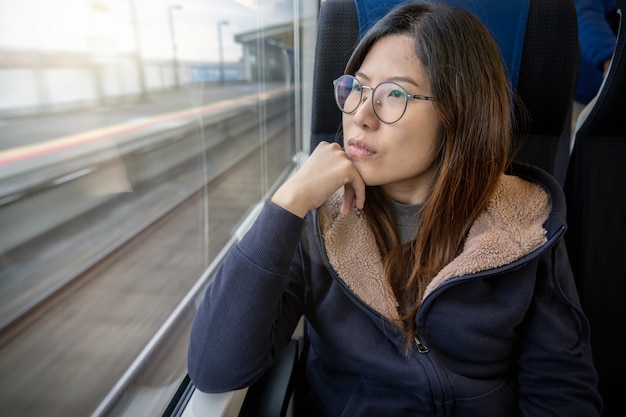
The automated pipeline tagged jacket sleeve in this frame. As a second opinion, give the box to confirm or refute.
[516,239,603,416]
[187,199,308,393]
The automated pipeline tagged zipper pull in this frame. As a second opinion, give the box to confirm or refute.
[414,336,429,353]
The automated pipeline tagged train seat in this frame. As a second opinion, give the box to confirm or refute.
[564,0,626,414]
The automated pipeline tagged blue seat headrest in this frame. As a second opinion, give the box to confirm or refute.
[355,0,530,91]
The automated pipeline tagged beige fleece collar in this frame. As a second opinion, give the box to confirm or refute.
[318,174,551,322]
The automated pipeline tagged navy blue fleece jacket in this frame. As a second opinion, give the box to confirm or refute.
[188,163,602,416]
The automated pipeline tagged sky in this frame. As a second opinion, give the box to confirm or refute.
[0,0,300,62]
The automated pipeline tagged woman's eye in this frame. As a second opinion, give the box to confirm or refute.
[389,89,405,99]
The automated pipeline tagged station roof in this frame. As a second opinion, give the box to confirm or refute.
[234,22,294,49]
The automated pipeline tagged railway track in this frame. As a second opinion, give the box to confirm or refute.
[0,121,296,417]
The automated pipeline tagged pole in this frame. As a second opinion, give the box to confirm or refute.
[217,20,229,84]
[168,5,182,88]
[128,0,147,99]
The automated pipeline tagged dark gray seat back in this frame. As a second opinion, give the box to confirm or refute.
[565,1,626,413]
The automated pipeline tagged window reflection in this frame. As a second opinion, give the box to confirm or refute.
[0,0,316,415]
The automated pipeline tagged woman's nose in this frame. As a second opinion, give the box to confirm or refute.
[352,93,379,128]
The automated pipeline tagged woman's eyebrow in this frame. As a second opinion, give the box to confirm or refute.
[388,76,420,87]
[354,71,370,81]
[355,71,420,87]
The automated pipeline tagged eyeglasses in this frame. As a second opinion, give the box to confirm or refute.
[333,74,437,124]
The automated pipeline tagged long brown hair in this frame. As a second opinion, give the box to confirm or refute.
[344,2,512,347]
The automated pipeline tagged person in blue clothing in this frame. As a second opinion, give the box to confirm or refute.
[574,0,617,105]
[188,2,602,416]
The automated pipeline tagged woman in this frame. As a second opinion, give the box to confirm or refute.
[188,2,602,415]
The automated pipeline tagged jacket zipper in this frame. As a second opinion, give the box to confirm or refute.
[414,336,429,353]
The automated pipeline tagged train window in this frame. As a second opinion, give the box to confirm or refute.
[0,0,318,416]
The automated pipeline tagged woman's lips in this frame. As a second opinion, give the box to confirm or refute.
[346,140,375,158]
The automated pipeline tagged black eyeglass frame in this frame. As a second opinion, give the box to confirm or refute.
[333,74,438,124]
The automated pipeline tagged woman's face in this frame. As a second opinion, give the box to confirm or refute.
[343,35,442,205]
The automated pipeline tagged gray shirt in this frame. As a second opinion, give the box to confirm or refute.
[389,199,421,244]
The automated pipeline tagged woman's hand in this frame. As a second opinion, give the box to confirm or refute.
[271,141,366,217]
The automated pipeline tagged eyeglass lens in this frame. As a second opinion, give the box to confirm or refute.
[333,75,409,124]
